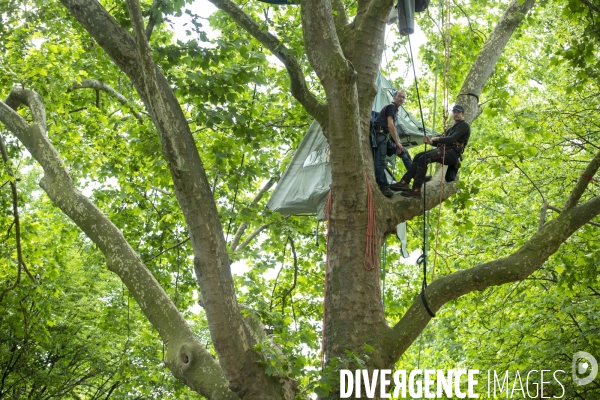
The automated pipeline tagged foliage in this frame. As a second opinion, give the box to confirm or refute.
[0,0,599,398]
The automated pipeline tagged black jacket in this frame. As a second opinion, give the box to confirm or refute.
[437,120,470,151]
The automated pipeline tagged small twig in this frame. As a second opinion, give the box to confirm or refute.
[150,186,172,196]
[68,107,88,114]
[539,201,548,230]
[269,237,289,312]
[451,0,487,42]
[505,156,545,203]
[279,236,299,313]
[230,176,278,251]
[69,79,143,123]
[144,237,190,262]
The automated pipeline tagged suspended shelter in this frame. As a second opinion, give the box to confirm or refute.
[267,73,435,219]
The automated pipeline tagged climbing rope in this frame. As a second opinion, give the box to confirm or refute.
[442,0,452,132]
[430,0,452,283]
[405,26,435,318]
[364,173,378,271]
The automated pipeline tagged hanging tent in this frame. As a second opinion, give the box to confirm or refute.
[267,73,435,218]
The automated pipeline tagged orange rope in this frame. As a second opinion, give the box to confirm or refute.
[364,173,378,271]
[320,189,333,369]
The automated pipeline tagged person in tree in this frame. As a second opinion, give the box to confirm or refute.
[390,104,470,197]
[373,90,413,197]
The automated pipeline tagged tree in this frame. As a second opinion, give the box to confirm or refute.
[0,0,599,399]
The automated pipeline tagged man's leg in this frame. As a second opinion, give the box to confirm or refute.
[398,148,412,170]
[402,148,442,197]
[374,136,392,197]
[398,151,424,183]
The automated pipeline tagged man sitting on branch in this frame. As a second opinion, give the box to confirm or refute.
[390,104,471,197]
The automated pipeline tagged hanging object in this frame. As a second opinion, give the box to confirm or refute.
[397,0,431,36]
[397,0,415,35]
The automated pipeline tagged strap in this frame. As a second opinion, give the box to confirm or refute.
[582,173,599,183]
[417,253,436,318]
[459,92,480,103]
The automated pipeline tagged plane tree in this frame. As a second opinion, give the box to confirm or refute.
[0,0,599,398]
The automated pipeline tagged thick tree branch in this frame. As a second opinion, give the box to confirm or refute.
[61,1,291,397]
[547,204,600,228]
[237,224,270,252]
[579,0,600,13]
[331,0,349,32]
[68,79,144,123]
[563,148,600,211]
[301,0,357,91]
[208,0,328,127]
[0,86,236,400]
[459,0,537,121]
[378,165,458,234]
[356,0,393,33]
[384,167,600,364]
[145,0,162,40]
[230,177,277,251]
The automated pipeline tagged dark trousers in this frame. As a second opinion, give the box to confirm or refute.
[401,146,459,189]
[374,134,389,190]
[375,135,413,190]
[398,148,412,170]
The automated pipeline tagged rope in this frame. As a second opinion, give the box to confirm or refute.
[582,173,599,183]
[406,26,435,319]
[364,173,378,271]
[320,189,333,370]
[442,0,451,132]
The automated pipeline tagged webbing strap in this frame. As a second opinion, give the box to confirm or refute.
[417,254,436,318]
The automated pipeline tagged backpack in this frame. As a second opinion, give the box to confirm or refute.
[369,110,379,148]
[415,0,430,13]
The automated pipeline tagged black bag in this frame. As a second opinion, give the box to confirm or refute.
[415,0,430,13]
[369,120,378,149]
[386,139,397,156]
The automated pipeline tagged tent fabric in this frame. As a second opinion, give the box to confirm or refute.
[266,121,331,215]
[266,73,435,216]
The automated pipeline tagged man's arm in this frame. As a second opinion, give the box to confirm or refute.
[435,122,470,144]
[387,115,404,151]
